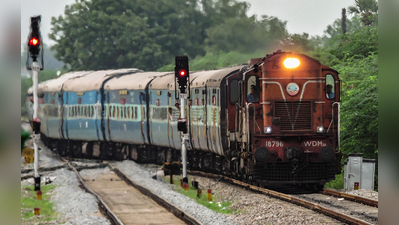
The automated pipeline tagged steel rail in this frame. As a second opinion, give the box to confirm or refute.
[62,157,203,225]
[188,171,373,225]
[109,163,204,225]
[322,188,378,208]
[61,158,124,225]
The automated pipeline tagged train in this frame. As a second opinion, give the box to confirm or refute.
[27,50,342,189]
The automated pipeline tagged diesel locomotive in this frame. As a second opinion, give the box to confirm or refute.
[27,50,342,189]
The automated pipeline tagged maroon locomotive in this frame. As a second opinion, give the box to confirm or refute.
[188,50,342,190]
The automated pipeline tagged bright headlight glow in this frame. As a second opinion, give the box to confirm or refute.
[283,58,300,69]
[317,126,324,133]
[265,126,272,134]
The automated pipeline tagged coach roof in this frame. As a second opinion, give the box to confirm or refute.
[63,68,139,92]
[104,71,171,90]
[41,71,93,93]
[206,65,246,87]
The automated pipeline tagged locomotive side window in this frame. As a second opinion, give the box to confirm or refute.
[325,74,335,99]
[246,75,259,103]
[229,79,239,105]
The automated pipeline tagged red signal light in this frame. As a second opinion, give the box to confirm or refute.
[29,38,39,46]
[179,70,186,77]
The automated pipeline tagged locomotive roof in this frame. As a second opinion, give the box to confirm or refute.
[41,71,94,93]
[63,68,139,92]
[206,65,246,87]
[104,71,171,90]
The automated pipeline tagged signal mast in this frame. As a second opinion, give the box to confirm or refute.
[175,56,190,185]
[26,15,44,191]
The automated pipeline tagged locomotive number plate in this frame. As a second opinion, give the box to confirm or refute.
[265,141,284,147]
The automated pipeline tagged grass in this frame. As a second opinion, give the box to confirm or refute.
[165,176,234,214]
[21,184,58,222]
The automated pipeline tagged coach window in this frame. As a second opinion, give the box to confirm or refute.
[325,74,335,99]
[246,75,259,103]
[229,79,239,105]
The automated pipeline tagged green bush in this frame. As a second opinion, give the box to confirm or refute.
[324,170,344,189]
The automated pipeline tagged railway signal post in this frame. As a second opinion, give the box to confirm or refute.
[26,15,44,192]
[175,56,190,185]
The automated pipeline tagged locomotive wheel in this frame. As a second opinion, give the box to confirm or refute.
[129,146,140,162]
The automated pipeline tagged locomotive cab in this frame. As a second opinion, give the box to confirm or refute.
[245,51,342,187]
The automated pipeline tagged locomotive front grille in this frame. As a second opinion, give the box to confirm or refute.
[275,101,311,131]
[253,162,336,183]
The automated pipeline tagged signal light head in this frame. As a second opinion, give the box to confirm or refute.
[29,38,39,46]
[179,70,186,77]
[284,58,300,69]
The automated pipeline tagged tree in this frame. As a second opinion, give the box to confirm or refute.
[348,0,378,26]
[205,15,288,54]
[49,0,253,71]
[281,33,314,53]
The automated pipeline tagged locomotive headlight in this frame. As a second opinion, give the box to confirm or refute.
[264,126,272,134]
[317,126,324,133]
[284,58,300,69]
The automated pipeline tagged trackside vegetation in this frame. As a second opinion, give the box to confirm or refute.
[166,177,235,214]
[21,185,58,223]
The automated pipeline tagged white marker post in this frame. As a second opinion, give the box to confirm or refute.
[32,62,41,190]
[175,55,190,185]
[179,94,188,181]
[27,15,43,192]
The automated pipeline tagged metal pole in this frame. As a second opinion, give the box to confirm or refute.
[180,96,188,181]
[32,61,41,190]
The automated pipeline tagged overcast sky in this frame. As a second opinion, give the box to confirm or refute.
[21,0,354,49]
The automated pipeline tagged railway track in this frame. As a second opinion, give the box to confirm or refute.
[62,158,203,225]
[321,188,378,208]
[188,170,378,225]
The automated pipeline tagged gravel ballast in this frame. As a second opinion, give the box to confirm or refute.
[113,160,237,225]
[185,175,344,225]
[345,189,378,201]
[49,168,110,225]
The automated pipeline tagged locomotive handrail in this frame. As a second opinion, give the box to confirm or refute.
[245,103,262,152]
[246,103,262,134]
[328,102,340,153]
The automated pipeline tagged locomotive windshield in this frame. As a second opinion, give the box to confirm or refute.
[246,75,259,103]
[325,74,335,99]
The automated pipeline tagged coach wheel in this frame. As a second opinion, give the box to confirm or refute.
[156,149,166,165]
[72,142,82,158]
[49,139,58,151]
[57,141,65,156]
[166,149,173,163]
[129,146,140,162]
[116,144,128,161]
[85,142,93,158]
[101,142,115,160]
